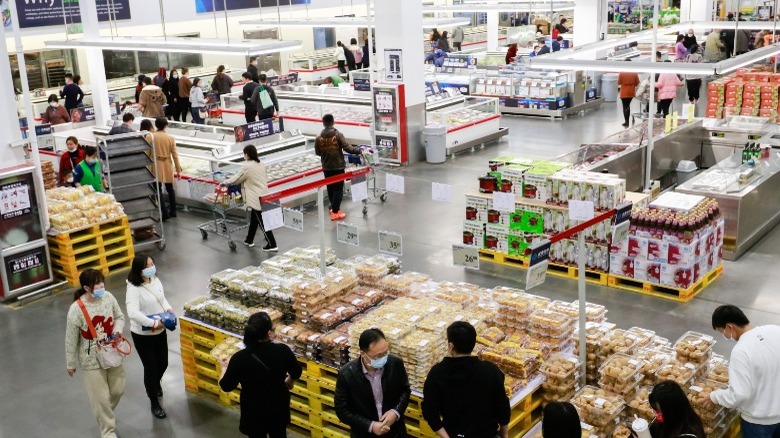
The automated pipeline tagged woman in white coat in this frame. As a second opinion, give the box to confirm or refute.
[126,255,173,419]
[222,144,277,251]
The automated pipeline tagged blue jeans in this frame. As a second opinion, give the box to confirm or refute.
[190,107,204,124]
[742,419,780,438]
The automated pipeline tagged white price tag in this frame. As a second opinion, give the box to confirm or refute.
[260,202,284,231]
[492,191,515,213]
[283,208,304,232]
[432,182,453,203]
[525,260,549,289]
[568,200,595,221]
[337,222,360,247]
[612,220,630,246]
[385,174,405,194]
[452,244,480,270]
[378,230,403,256]
[351,175,368,202]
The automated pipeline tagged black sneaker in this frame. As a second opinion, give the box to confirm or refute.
[263,245,278,252]
[151,404,167,419]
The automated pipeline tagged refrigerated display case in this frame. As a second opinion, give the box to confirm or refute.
[426,96,506,155]
[288,49,341,82]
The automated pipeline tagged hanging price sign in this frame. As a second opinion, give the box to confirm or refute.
[525,240,551,290]
[337,222,360,247]
[452,244,480,270]
[260,201,284,231]
[378,230,403,256]
[283,208,304,232]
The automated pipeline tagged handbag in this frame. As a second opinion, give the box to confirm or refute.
[199,108,208,119]
[77,299,132,369]
[258,86,274,110]
[142,283,177,331]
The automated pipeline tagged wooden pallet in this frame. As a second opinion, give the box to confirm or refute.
[479,249,609,286]
[607,264,723,303]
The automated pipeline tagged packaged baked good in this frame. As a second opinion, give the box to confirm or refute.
[612,425,632,438]
[632,346,675,385]
[540,353,581,396]
[627,327,655,348]
[528,309,575,339]
[626,386,654,420]
[521,338,553,360]
[210,337,244,362]
[688,379,727,422]
[656,361,697,387]
[478,326,506,345]
[599,329,642,356]
[674,331,715,364]
[570,386,625,428]
[599,353,644,394]
[705,354,729,384]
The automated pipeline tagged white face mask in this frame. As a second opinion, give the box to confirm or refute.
[66,176,74,183]
[173,74,179,79]
[688,33,694,37]
[50,102,58,108]
[722,325,737,343]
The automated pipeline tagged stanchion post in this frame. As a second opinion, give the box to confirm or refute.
[318,187,326,276]
[577,231,587,386]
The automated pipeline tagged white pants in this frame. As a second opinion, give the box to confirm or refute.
[83,366,126,438]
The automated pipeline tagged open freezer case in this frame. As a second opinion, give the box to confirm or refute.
[426,96,503,155]
[288,49,341,82]
[0,165,53,300]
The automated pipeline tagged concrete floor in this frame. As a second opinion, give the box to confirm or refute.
[2,95,778,438]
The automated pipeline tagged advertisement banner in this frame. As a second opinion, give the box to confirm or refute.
[70,106,95,123]
[384,49,403,82]
[0,170,43,245]
[267,72,299,87]
[375,134,399,162]
[196,0,308,13]
[373,87,398,128]
[353,78,371,92]
[234,117,284,143]
[9,0,131,29]
[3,243,51,294]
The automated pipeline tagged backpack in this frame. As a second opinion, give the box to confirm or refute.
[258,86,274,110]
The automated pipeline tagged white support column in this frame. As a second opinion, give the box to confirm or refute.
[0,25,26,166]
[487,12,499,51]
[79,0,111,126]
[374,0,425,107]
[574,1,607,46]
[681,0,714,22]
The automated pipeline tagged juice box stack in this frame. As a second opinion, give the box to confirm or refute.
[463,156,626,273]
[609,192,724,289]
[706,69,780,121]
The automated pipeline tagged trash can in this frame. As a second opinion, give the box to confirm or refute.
[601,73,619,102]
[423,123,448,164]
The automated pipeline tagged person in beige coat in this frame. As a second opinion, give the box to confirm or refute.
[138,77,166,119]
[151,117,182,219]
[221,145,277,251]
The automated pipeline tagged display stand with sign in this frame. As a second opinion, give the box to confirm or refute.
[0,165,54,300]
[372,83,408,165]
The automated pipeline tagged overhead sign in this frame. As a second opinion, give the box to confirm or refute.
[384,49,403,82]
[195,0,309,13]
[11,0,131,29]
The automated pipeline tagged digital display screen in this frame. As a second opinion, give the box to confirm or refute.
[0,170,43,247]
[3,244,51,294]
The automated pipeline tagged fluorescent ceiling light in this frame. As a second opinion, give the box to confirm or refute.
[546,23,687,59]
[716,43,780,74]
[422,3,575,13]
[44,36,302,55]
[688,20,780,31]
[241,16,470,28]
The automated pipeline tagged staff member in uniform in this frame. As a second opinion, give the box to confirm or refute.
[59,136,86,186]
[220,312,303,438]
[710,305,780,438]
[335,328,411,438]
[422,321,511,438]
[74,146,105,192]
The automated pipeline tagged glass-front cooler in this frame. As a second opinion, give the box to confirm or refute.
[426,96,501,154]
[288,49,341,82]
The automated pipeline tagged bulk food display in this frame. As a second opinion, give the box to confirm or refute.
[706,69,780,120]
[181,246,739,438]
[46,186,126,232]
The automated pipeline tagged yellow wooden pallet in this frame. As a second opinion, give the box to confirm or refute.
[479,249,531,268]
[608,264,723,303]
[479,249,609,286]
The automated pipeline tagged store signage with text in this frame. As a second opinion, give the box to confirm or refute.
[234,117,284,143]
[10,0,130,29]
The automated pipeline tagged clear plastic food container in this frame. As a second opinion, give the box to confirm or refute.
[655,361,697,387]
[528,309,575,338]
[705,354,729,384]
[571,386,625,428]
[674,331,715,364]
[599,329,643,356]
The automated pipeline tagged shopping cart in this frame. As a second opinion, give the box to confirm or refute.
[189,173,248,251]
[204,92,222,124]
[344,145,389,215]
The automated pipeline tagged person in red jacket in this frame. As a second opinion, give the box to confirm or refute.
[59,136,86,186]
[505,44,518,64]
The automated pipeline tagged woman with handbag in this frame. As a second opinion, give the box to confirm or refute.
[65,268,128,438]
[126,255,174,419]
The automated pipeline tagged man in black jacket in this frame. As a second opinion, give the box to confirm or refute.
[422,321,511,438]
[107,113,136,136]
[240,72,259,123]
[247,56,260,83]
[250,74,279,121]
[335,328,411,438]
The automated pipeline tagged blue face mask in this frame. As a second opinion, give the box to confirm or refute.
[91,288,106,298]
[369,354,388,369]
[142,266,156,278]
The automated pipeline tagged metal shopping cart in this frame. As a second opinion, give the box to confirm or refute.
[188,173,248,251]
[203,92,222,124]
[344,145,389,215]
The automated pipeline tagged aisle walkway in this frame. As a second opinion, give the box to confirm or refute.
[2,99,777,437]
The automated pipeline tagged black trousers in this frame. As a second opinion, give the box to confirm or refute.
[247,423,287,438]
[658,99,673,116]
[258,108,274,121]
[323,169,345,213]
[131,331,168,402]
[247,208,276,247]
[338,60,347,73]
[454,42,462,51]
[620,97,633,124]
[165,101,180,121]
[158,183,176,217]
[686,78,702,102]
[179,100,191,123]
[245,107,258,123]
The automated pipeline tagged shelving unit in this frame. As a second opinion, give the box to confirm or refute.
[98,132,166,251]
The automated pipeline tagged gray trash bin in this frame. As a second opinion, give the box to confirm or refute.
[423,123,447,164]
[601,73,619,102]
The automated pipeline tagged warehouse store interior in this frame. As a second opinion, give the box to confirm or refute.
[1,0,780,438]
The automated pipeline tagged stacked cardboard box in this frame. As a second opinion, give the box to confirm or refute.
[706,69,780,121]
[610,193,723,289]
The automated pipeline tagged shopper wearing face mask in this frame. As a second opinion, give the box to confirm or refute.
[164,69,181,122]
[647,381,705,438]
[710,305,780,438]
[65,268,126,438]
[42,94,71,125]
[59,136,85,186]
[220,144,277,251]
[74,146,106,192]
[683,29,697,50]
[422,321,510,438]
[335,328,411,438]
[125,255,173,420]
